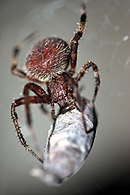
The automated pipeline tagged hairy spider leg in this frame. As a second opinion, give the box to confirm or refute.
[11,32,41,82]
[69,3,87,75]
[75,61,100,102]
[11,32,34,78]
[11,96,44,163]
[23,83,50,155]
[11,83,51,162]
[23,83,50,125]
[73,61,100,134]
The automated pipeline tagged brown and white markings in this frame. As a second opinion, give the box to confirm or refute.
[11,3,100,186]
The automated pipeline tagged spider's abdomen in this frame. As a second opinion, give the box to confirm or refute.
[26,37,70,81]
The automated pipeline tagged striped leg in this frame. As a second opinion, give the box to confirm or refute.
[11,32,36,79]
[75,61,100,102]
[11,96,43,163]
[69,3,87,75]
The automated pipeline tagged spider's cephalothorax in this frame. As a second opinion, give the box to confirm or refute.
[26,37,70,82]
[11,3,101,185]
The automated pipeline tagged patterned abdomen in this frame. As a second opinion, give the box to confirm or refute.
[26,37,70,81]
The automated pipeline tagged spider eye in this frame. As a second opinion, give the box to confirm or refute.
[26,37,70,81]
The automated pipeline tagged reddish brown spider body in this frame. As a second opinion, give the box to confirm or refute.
[26,37,74,108]
[48,73,75,108]
[11,3,101,185]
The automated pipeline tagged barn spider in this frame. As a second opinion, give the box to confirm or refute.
[11,4,100,165]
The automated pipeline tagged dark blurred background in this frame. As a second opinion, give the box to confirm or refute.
[0,0,130,194]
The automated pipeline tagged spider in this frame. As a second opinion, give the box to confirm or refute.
[11,3,100,185]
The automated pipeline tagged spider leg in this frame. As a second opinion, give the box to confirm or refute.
[11,32,36,80]
[75,61,100,102]
[69,3,87,75]
[11,96,44,163]
[23,83,50,154]
[23,83,50,124]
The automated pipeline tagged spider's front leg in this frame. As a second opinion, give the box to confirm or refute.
[23,83,51,155]
[69,3,87,75]
[75,61,100,102]
[11,83,50,163]
[11,96,44,163]
[23,83,50,125]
